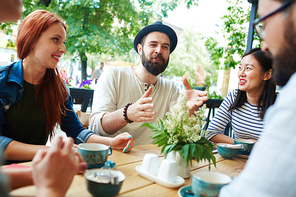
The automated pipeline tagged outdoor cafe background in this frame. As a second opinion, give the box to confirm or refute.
[0,0,274,144]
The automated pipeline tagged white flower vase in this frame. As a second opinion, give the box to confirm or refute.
[166,151,191,178]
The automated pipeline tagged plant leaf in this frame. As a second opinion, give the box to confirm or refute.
[194,146,200,162]
[182,144,191,166]
[163,144,175,155]
[141,123,160,132]
[211,153,217,168]
[157,118,164,131]
[150,131,164,139]
[158,136,169,147]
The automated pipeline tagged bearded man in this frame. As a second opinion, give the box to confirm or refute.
[220,0,296,196]
[89,21,208,146]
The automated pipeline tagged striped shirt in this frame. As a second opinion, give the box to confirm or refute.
[206,89,263,140]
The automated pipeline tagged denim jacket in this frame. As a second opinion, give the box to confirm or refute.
[0,59,94,151]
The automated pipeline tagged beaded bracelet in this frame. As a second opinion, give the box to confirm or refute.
[123,103,134,123]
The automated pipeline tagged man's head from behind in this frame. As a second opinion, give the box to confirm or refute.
[0,0,22,22]
[133,21,178,76]
[259,0,296,86]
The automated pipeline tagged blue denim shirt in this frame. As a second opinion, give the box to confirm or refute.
[0,60,94,151]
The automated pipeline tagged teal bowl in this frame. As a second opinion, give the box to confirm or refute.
[192,171,232,197]
[217,143,239,159]
[84,169,125,197]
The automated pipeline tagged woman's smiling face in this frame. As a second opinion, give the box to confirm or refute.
[238,54,268,93]
[28,22,67,70]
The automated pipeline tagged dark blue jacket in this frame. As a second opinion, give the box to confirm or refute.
[0,59,94,151]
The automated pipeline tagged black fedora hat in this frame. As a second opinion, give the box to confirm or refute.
[133,21,178,54]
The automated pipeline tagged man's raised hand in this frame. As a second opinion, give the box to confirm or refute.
[126,87,156,122]
[183,78,208,116]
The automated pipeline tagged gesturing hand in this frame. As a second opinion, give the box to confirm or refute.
[126,87,156,122]
[32,137,82,197]
[183,78,209,116]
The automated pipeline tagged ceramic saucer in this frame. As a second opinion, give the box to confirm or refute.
[102,160,116,169]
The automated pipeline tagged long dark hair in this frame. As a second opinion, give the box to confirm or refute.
[228,48,276,119]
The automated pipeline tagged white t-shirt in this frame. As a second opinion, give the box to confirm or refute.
[89,66,179,146]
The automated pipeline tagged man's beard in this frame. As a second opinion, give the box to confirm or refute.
[141,50,169,76]
[272,17,296,86]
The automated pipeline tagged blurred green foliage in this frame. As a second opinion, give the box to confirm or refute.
[205,0,251,70]
[163,29,217,89]
[207,90,224,100]
[0,0,201,80]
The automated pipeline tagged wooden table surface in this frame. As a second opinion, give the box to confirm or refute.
[10,144,247,197]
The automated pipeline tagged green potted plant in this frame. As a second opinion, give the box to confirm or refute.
[142,94,216,177]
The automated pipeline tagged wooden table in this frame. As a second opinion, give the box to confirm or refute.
[10,144,247,197]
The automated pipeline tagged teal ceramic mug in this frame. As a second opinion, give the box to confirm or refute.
[234,139,255,155]
[78,143,112,169]
[192,171,232,197]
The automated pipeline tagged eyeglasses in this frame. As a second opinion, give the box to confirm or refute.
[253,0,296,40]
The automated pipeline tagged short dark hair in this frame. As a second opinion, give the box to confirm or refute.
[228,48,277,119]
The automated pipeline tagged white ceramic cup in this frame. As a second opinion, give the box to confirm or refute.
[157,159,177,183]
[141,153,159,176]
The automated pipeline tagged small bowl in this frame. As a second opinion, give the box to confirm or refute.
[217,143,239,159]
[85,169,125,197]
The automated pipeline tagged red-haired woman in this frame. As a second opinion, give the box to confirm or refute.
[0,10,133,164]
